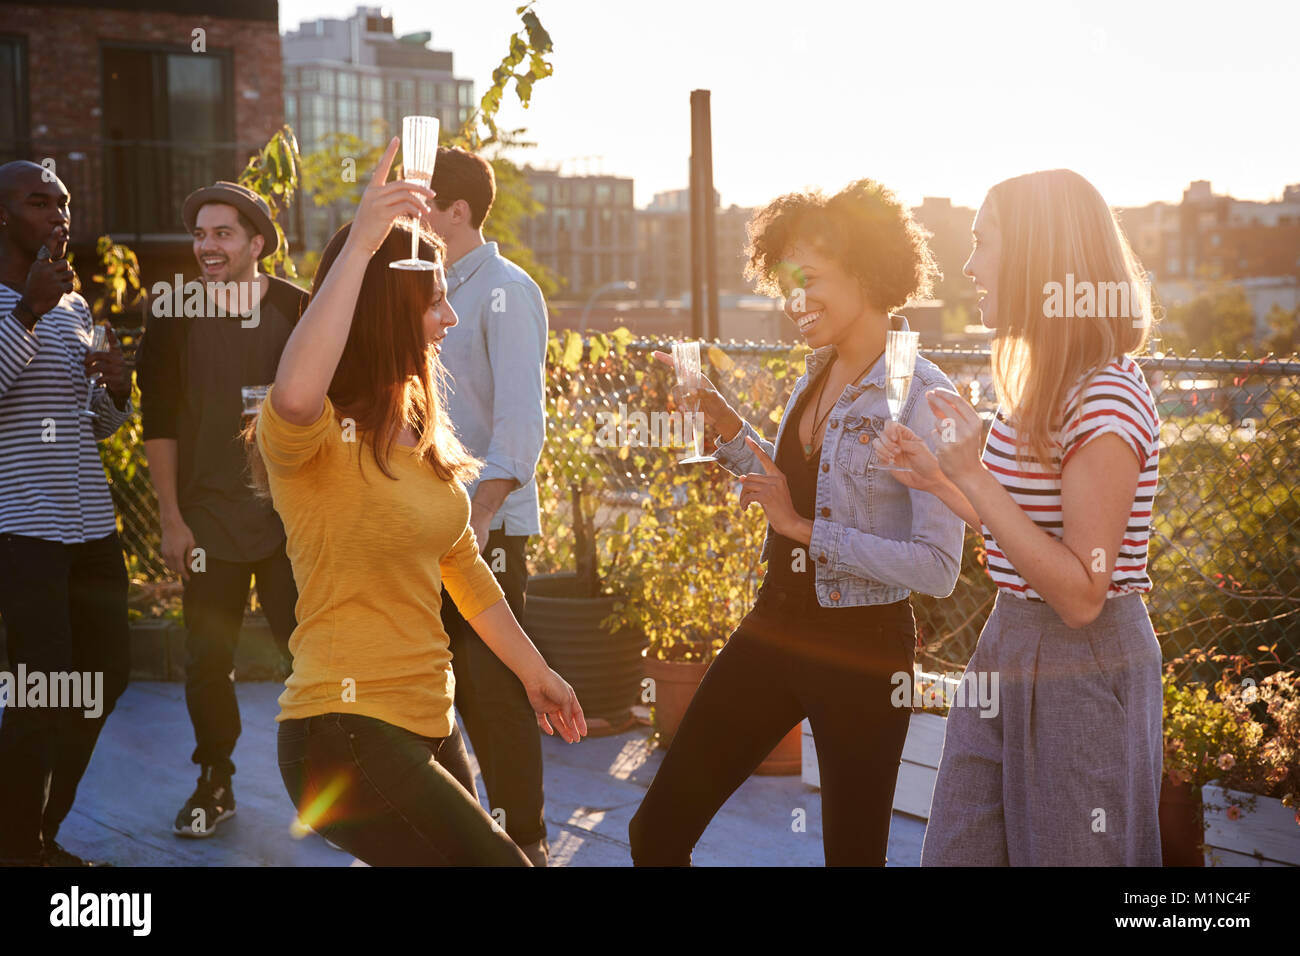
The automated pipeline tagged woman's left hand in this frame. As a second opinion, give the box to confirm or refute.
[739,436,809,542]
[523,667,587,744]
[925,388,986,485]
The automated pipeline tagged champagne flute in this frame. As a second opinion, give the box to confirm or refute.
[869,329,920,472]
[389,115,440,271]
[672,340,717,464]
[80,324,109,419]
[241,385,270,428]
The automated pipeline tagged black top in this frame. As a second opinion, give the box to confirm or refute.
[136,275,307,563]
[764,362,831,596]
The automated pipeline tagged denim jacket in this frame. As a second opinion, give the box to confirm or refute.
[713,316,965,607]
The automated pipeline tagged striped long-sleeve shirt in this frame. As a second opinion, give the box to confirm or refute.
[0,283,133,543]
[980,355,1160,600]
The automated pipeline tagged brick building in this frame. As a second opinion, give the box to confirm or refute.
[0,0,288,288]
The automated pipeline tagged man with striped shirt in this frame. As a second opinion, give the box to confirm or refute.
[0,161,134,867]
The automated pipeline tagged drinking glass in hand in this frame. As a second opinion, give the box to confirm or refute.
[671,340,717,464]
[868,329,920,472]
[389,115,441,271]
[241,385,270,428]
[80,324,109,420]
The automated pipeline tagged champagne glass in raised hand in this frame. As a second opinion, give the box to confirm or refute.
[389,115,440,271]
[80,324,109,419]
[671,340,717,464]
[869,329,920,472]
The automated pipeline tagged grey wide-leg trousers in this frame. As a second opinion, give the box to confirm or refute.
[921,591,1163,866]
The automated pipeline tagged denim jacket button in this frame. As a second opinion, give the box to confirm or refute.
[829,590,841,601]
[858,433,870,444]
[819,507,830,517]
[830,420,839,428]
[821,463,829,473]
[817,554,827,564]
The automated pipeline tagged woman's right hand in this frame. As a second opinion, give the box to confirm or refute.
[874,419,945,492]
[348,136,436,256]
[650,349,737,434]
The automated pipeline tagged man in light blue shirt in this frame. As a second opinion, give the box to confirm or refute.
[424,147,550,866]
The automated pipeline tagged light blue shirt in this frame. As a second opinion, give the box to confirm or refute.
[441,241,548,536]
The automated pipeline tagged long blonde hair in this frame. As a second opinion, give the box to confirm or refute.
[986,169,1156,465]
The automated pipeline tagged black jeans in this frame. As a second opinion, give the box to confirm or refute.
[439,529,545,847]
[0,532,131,861]
[628,582,916,866]
[278,712,529,866]
[182,541,297,780]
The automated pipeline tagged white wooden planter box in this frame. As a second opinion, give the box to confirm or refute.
[1202,784,1300,867]
[803,724,1300,867]
[802,711,948,819]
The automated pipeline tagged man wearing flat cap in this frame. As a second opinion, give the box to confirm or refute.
[136,181,307,839]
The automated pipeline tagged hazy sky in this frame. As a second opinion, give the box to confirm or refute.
[278,0,1298,212]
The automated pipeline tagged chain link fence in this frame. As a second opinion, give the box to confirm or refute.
[105,336,1300,668]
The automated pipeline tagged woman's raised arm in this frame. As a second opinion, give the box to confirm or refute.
[271,137,434,425]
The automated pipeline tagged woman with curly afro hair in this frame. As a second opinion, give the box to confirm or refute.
[630,179,966,866]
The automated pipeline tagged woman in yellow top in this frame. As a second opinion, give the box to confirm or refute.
[253,137,586,866]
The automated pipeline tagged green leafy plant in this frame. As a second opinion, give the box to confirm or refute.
[1164,644,1300,826]
[610,466,767,662]
[237,124,302,278]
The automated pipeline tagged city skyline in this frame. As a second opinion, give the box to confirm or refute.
[277,0,1300,212]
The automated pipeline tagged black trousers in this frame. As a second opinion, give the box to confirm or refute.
[278,712,528,866]
[0,532,131,861]
[439,529,545,847]
[628,583,917,866]
[182,541,297,779]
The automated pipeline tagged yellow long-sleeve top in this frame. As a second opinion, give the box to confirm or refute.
[256,386,504,738]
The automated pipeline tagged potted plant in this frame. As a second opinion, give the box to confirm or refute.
[613,459,803,773]
[523,328,650,734]
[1162,645,1300,866]
[1184,645,1300,866]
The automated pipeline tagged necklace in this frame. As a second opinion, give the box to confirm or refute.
[800,352,880,458]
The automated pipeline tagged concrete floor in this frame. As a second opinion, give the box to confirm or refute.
[21,681,927,866]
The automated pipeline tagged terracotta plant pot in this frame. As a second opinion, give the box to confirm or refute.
[1159,776,1205,867]
[643,656,801,776]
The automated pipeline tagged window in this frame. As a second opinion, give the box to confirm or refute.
[458,84,474,105]
[338,71,358,98]
[318,69,335,94]
[532,183,549,203]
[554,183,569,204]
[615,182,632,205]
[339,99,359,136]
[596,183,611,204]
[299,68,320,90]
[0,35,29,161]
[362,100,385,142]
[574,183,591,204]
[102,44,234,238]
[363,75,382,100]
[388,78,414,101]
[437,82,453,104]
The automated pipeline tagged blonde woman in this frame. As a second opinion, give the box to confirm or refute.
[875,169,1163,866]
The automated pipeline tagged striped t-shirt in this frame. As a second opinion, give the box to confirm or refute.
[980,355,1160,600]
[0,284,134,543]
